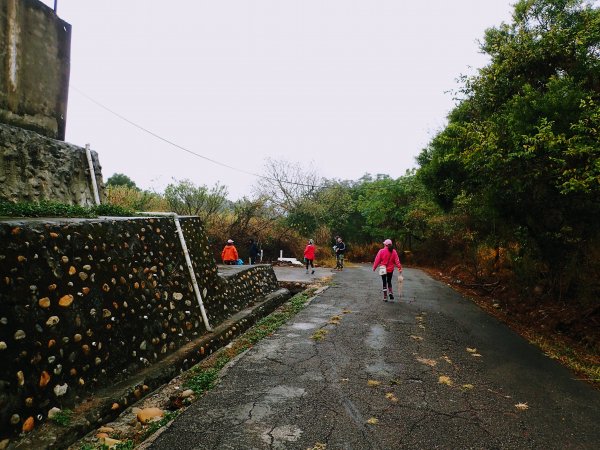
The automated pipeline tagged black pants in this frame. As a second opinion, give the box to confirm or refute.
[381,272,393,290]
[305,258,314,270]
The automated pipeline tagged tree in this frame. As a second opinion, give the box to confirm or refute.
[417,0,600,296]
[106,173,138,189]
[163,179,228,228]
[356,173,439,250]
[253,158,322,214]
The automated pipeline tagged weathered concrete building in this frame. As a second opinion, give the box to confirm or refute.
[0,0,105,206]
[0,0,71,140]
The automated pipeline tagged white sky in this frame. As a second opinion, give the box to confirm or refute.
[41,0,515,200]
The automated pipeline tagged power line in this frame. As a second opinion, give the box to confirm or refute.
[71,86,325,190]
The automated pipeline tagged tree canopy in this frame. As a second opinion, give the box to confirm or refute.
[418,0,600,277]
[106,173,138,189]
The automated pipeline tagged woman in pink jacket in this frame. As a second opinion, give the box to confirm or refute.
[372,239,402,301]
[304,239,316,274]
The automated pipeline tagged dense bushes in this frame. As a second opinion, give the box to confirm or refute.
[0,199,134,218]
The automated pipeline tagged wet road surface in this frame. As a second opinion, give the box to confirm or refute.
[149,266,600,449]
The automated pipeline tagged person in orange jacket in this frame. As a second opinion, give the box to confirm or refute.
[221,239,239,265]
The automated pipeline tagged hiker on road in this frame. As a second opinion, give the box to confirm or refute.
[373,239,402,301]
[334,237,346,270]
[221,239,239,265]
[304,239,316,274]
[248,239,260,264]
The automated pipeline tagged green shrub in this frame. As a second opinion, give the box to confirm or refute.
[50,409,73,426]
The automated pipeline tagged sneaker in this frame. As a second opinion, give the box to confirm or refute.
[311,269,315,274]
[389,292,394,300]
[383,289,388,301]
[305,270,309,274]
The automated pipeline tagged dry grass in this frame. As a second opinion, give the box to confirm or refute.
[106,186,168,212]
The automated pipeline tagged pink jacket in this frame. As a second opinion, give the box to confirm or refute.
[373,248,402,273]
[304,244,315,260]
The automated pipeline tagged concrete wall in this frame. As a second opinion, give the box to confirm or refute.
[0,123,105,206]
[0,0,71,140]
[0,216,280,438]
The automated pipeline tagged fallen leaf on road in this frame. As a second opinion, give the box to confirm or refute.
[472,353,482,357]
[515,402,529,410]
[340,378,349,382]
[385,393,399,402]
[466,348,477,353]
[328,316,341,325]
[416,357,437,367]
[366,417,379,425]
[461,384,475,390]
[418,324,426,329]
[367,380,381,387]
[441,355,453,364]
[438,375,453,386]
[307,443,327,450]
[410,335,423,341]
[390,379,402,385]
[311,330,328,341]
[416,316,425,322]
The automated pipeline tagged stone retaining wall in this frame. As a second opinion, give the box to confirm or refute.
[0,216,279,438]
[0,124,105,206]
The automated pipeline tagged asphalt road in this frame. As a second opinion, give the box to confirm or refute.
[149,266,600,449]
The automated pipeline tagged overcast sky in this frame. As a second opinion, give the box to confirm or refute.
[41,0,515,200]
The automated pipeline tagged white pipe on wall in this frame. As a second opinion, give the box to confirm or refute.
[85,144,101,206]
[140,212,212,331]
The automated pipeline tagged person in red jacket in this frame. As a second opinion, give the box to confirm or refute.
[304,239,316,274]
[372,239,402,301]
[221,239,239,265]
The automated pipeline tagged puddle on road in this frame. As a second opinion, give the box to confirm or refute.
[365,324,386,350]
[291,322,319,330]
[365,360,396,377]
[261,424,303,447]
[236,385,306,423]
[299,371,324,382]
[265,385,306,402]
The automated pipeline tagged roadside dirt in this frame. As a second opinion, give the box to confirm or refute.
[420,266,600,389]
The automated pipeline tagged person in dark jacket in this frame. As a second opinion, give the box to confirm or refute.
[334,237,346,271]
[248,239,260,264]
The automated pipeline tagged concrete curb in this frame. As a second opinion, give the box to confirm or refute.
[12,288,291,450]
